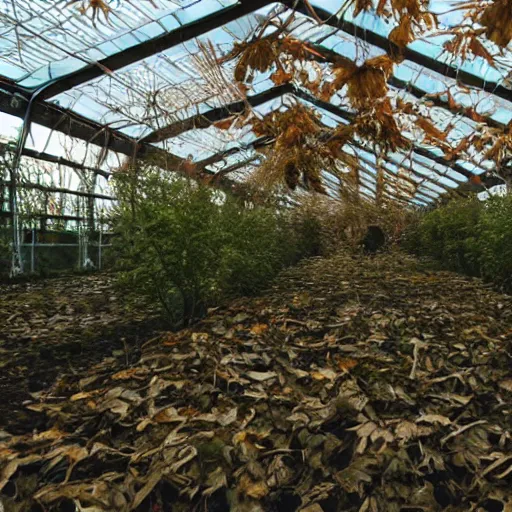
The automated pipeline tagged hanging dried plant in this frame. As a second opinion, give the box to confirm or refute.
[248,103,333,193]
[230,39,278,82]
[389,15,416,47]
[223,36,326,84]
[353,0,436,46]
[353,0,374,17]
[474,122,512,168]
[480,0,512,47]
[249,145,330,194]
[414,116,450,144]
[443,30,496,66]
[321,55,396,108]
[351,99,411,152]
[251,104,322,145]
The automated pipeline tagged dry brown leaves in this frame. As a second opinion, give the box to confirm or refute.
[249,104,329,193]
[249,145,330,194]
[479,0,512,48]
[2,252,511,511]
[443,30,496,67]
[221,12,507,195]
[321,55,396,108]
[349,99,411,153]
[252,104,322,144]
[355,0,436,46]
[225,36,325,84]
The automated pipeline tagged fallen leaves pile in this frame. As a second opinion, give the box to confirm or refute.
[0,274,160,433]
[1,252,511,512]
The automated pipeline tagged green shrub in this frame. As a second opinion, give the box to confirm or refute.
[477,195,512,290]
[404,194,512,291]
[111,166,308,326]
[404,196,483,276]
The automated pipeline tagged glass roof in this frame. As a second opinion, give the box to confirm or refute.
[0,0,237,88]
[313,0,512,83]
[46,6,283,138]
[1,0,511,210]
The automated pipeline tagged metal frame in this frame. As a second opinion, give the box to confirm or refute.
[11,0,509,106]
[0,0,504,194]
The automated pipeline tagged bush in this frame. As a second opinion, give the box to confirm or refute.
[111,166,309,326]
[477,195,512,290]
[404,196,483,276]
[404,194,512,291]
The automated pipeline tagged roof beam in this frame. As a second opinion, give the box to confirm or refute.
[0,181,114,201]
[142,85,291,144]
[143,37,504,146]
[0,87,146,160]
[38,0,272,101]
[389,76,504,130]
[196,136,274,169]
[0,87,248,195]
[298,37,505,131]
[293,87,503,187]
[0,144,111,180]
[33,0,511,114]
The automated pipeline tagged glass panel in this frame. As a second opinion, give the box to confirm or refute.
[310,0,512,84]
[0,112,23,141]
[0,0,237,87]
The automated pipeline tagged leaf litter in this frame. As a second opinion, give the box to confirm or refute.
[1,252,511,511]
[0,274,161,436]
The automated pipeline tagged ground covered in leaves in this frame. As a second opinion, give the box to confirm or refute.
[1,253,511,512]
[0,274,161,435]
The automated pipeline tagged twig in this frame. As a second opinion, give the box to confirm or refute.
[440,420,488,446]
[259,448,301,459]
[409,338,427,380]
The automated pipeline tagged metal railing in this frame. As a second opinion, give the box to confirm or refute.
[17,228,113,273]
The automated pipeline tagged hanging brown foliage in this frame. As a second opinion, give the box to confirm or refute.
[351,99,411,152]
[389,15,416,47]
[414,116,450,144]
[224,36,327,84]
[443,30,496,66]
[352,0,374,17]
[251,103,322,145]
[230,38,277,82]
[247,104,333,193]
[479,0,512,47]
[353,0,436,46]
[474,122,512,168]
[321,55,396,108]
[249,144,331,194]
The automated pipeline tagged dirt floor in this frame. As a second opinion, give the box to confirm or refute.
[0,253,511,511]
[0,274,163,435]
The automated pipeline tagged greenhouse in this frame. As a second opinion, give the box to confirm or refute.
[0,0,511,511]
